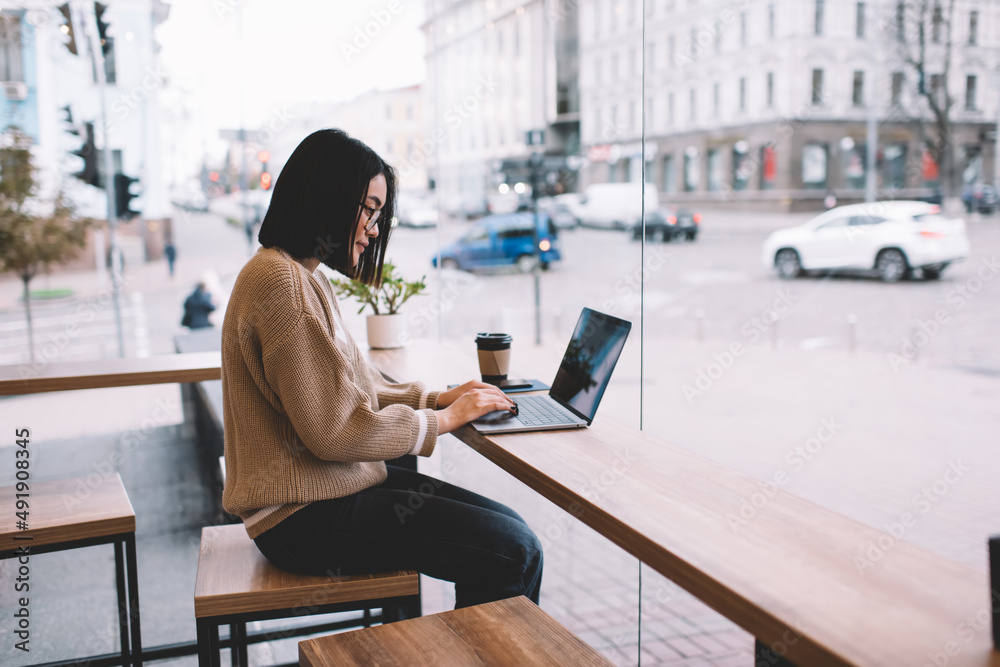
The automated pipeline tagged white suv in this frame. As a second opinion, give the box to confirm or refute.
[762,201,969,282]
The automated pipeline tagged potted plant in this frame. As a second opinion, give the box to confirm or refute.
[330,261,427,349]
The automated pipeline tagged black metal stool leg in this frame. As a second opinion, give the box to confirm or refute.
[113,540,131,667]
[230,622,248,667]
[125,533,142,667]
[755,638,799,666]
[197,619,221,667]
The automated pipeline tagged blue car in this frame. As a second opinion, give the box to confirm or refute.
[432,213,562,272]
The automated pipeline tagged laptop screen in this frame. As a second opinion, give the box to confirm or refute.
[549,308,632,423]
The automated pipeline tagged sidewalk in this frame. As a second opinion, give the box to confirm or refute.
[2,335,996,665]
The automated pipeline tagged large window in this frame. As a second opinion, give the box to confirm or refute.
[891,71,904,106]
[0,15,23,82]
[811,68,824,105]
[856,2,866,38]
[965,74,977,110]
[815,0,825,35]
[852,71,865,107]
[969,10,979,45]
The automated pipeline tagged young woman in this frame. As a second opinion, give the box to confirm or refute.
[220,129,542,608]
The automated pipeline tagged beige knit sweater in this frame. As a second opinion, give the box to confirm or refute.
[220,247,439,538]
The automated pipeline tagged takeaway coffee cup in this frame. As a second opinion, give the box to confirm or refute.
[475,333,512,384]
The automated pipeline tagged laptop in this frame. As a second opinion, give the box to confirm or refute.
[473,308,632,434]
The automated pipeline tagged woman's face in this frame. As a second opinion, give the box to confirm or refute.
[353,173,387,267]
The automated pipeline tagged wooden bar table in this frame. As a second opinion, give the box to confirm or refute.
[368,339,1000,667]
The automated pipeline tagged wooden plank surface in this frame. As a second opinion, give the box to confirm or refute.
[368,339,1000,667]
[298,595,613,667]
[0,351,222,396]
[0,473,135,550]
[194,525,419,618]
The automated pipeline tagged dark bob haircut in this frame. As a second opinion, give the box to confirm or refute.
[258,128,395,285]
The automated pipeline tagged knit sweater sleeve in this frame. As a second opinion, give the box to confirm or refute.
[262,312,438,461]
[368,365,440,411]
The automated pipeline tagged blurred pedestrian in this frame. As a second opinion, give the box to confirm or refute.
[164,242,177,277]
[181,282,215,329]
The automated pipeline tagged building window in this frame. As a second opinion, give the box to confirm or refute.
[767,71,774,106]
[895,1,905,41]
[965,75,977,110]
[684,148,700,191]
[891,71,904,105]
[852,71,864,106]
[856,2,866,38]
[930,73,943,103]
[768,3,775,38]
[668,92,675,125]
[713,82,720,116]
[739,77,746,111]
[689,88,696,120]
[969,10,978,45]
[761,144,777,189]
[740,12,747,47]
[668,35,676,68]
[715,22,722,54]
[815,0,825,36]
[802,144,829,189]
[0,15,24,82]
[932,3,942,43]
[662,154,677,193]
[811,68,824,105]
[707,149,724,191]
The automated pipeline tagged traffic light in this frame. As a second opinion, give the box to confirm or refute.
[94,3,110,54]
[60,105,79,136]
[94,2,116,83]
[57,4,78,55]
[72,122,101,187]
[114,173,140,220]
[259,171,272,190]
[257,150,271,190]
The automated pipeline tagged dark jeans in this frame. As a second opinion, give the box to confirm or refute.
[254,465,543,609]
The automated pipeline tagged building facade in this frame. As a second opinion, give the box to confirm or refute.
[1,1,172,265]
[578,0,999,210]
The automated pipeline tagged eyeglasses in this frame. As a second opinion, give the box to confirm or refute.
[360,203,381,231]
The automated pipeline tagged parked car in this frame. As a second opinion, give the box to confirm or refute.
[397,192,438,228]
[575,182,659,229]
[962,183,999,214]
[630,207,701,242]
[432,212,561,272]
[537,194,580,230]
[761,201,969,282]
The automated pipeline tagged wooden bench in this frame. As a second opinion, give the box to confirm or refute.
[298,595,613,667]
[194,524,421,667]
[0,473,142,667]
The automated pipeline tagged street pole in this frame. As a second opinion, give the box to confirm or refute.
[77,0,125,357]
[238,4,251,256]
[865,0,882,203]
[994,71,1000,196]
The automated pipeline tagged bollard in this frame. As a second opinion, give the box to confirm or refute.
[847,314,858,354]
[694,309,705,343]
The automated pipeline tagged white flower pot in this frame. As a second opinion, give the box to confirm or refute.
[366,313,406,349]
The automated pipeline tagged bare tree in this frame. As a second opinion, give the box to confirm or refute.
[0,130,92,363]
[890,0,960,196]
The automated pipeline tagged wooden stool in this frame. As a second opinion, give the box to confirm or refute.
[194,524,421,667]
[298,595,613,666]
[0,473,142,667]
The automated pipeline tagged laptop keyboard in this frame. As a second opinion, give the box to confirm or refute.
[514,395,580,426]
